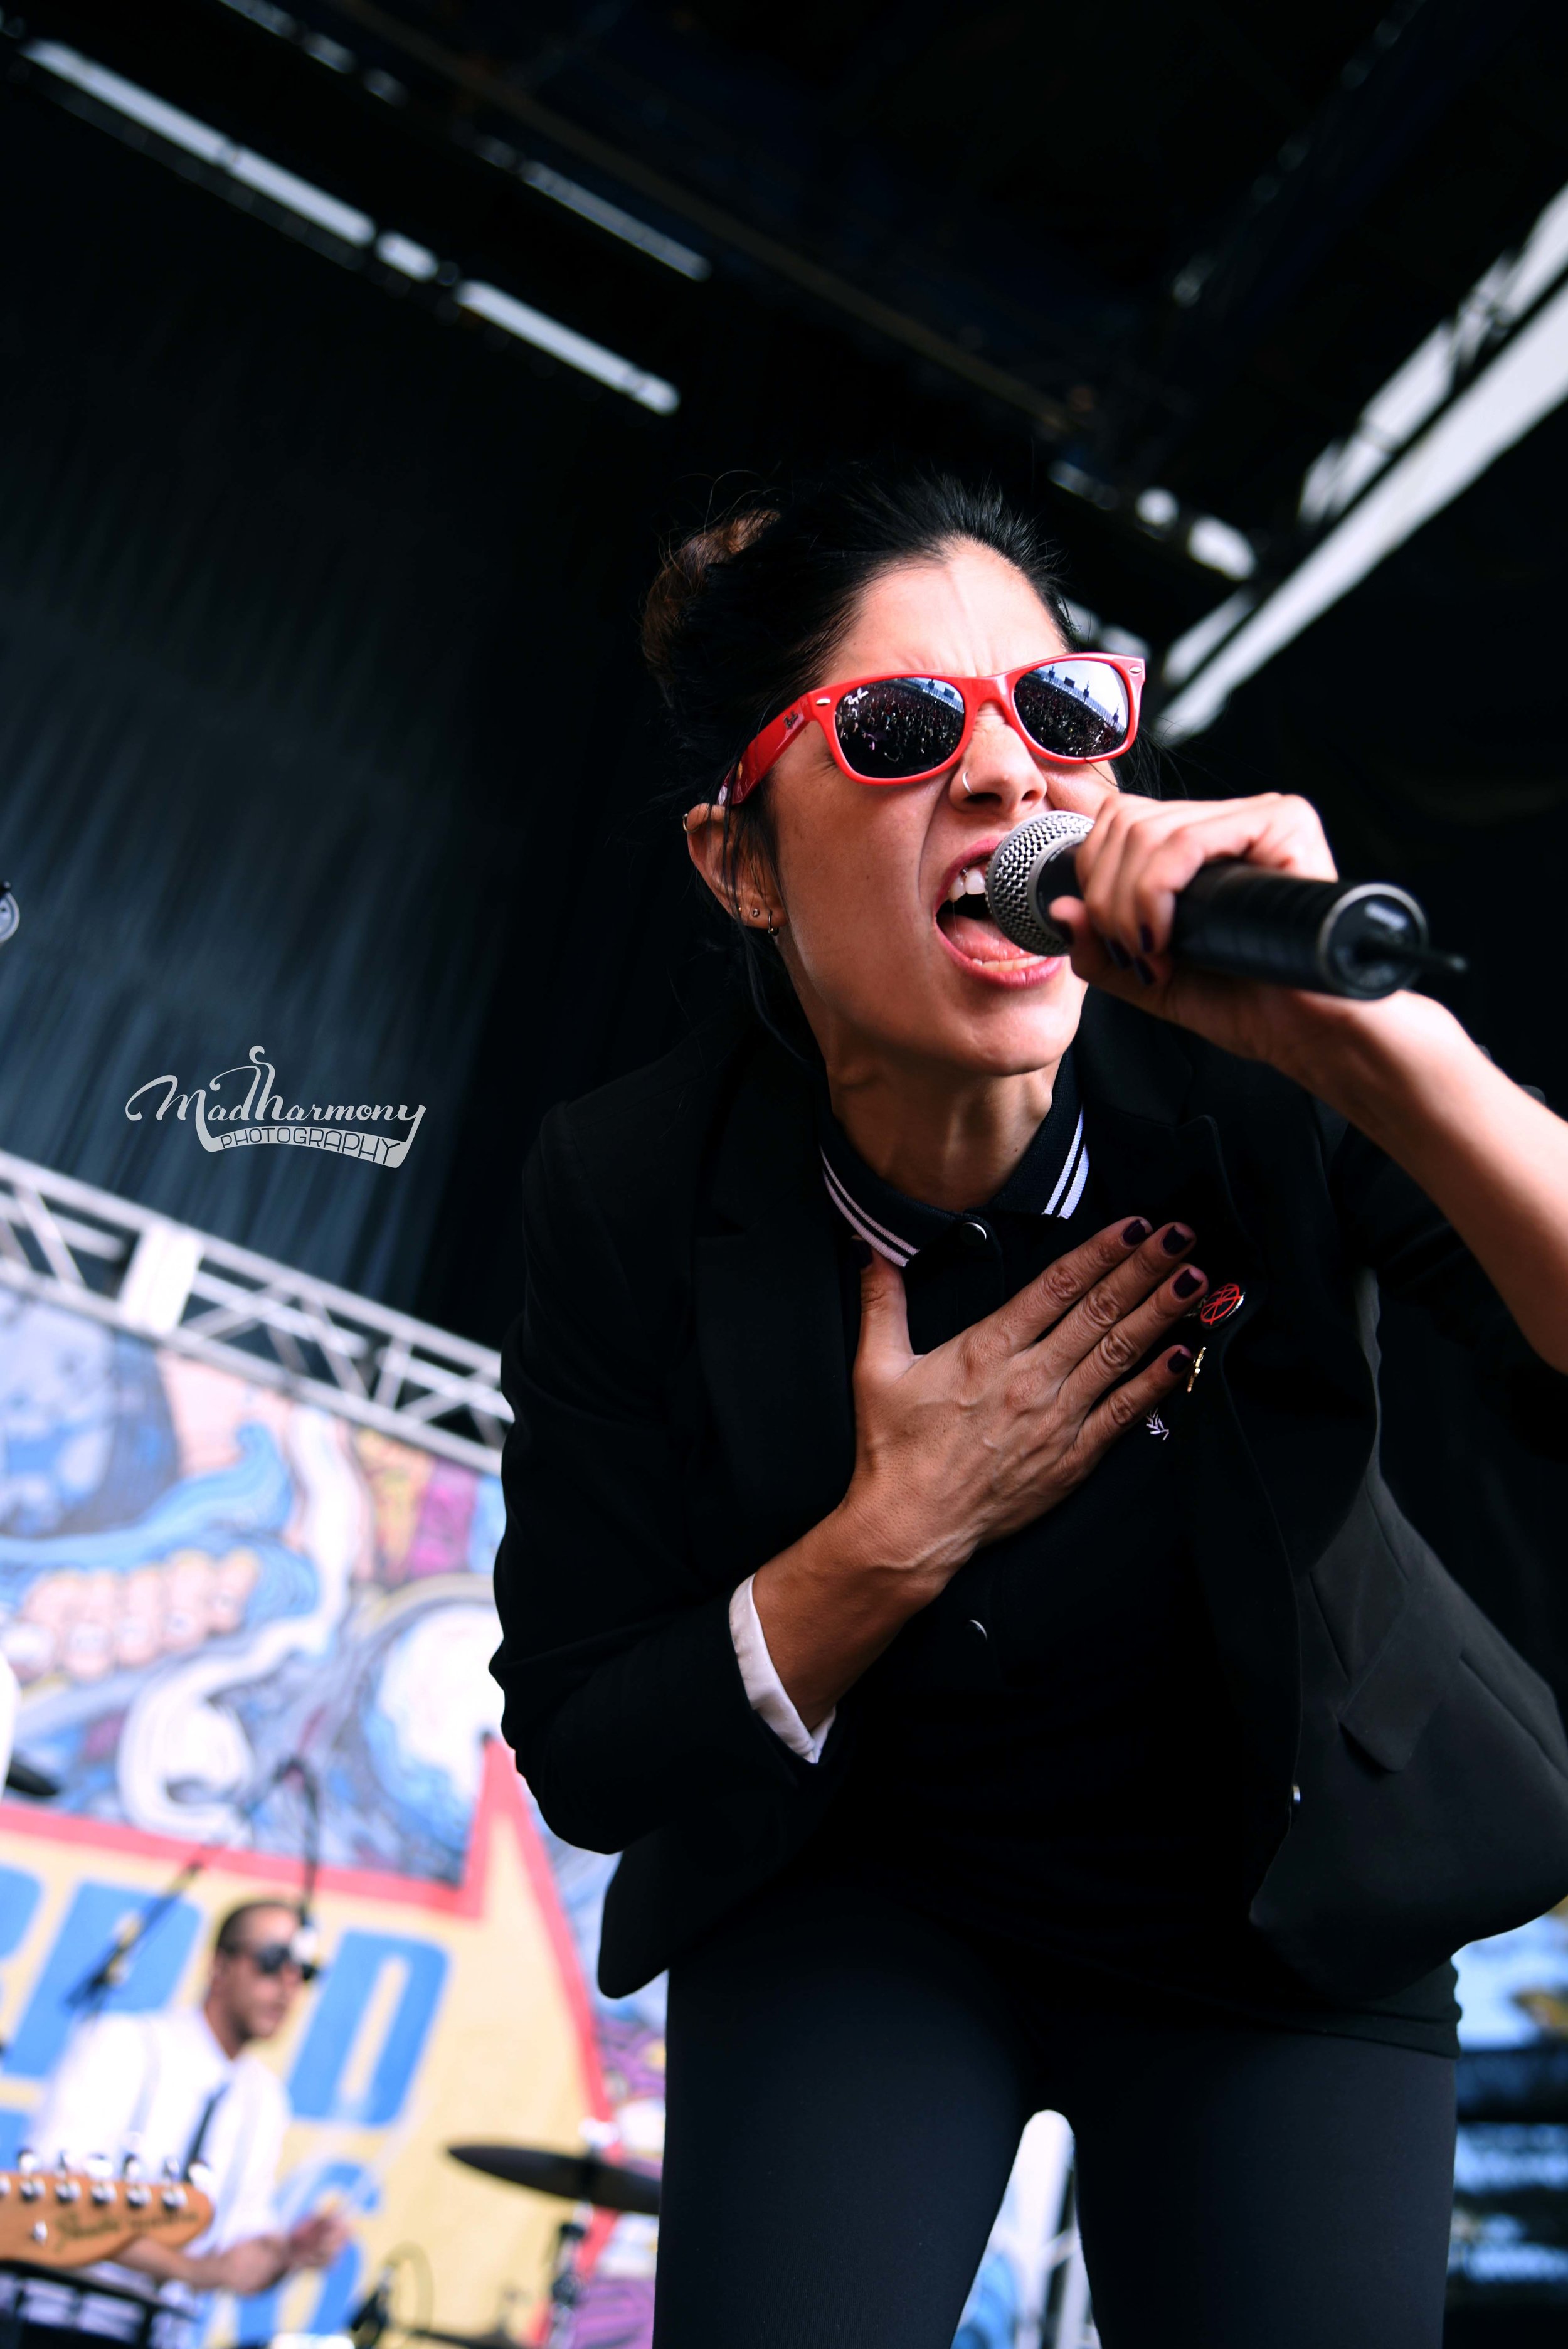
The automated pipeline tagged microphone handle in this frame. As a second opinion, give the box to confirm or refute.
[1047,851,1437,1000]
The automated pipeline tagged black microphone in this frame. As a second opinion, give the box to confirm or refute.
[984,812,1466,1000]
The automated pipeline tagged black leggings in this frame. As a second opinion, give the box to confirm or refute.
[652,1879,1456,2348]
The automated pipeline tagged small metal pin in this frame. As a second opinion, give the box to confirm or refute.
[1185,1344,1207,1394]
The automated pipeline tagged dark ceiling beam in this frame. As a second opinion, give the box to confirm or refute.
[322,0,1076,437]
[1128,0,1542,479]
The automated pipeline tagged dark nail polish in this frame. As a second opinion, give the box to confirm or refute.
[1162,1225,1194,1254]
[1121,1217,1152,1246]
[1173,1266,1204,1299]
[1139,924,1155,954]
[1167,1347,1194,1375]
[1104,939,1132,970]
[1134,957,1155,987]
[851,1239,872,1270]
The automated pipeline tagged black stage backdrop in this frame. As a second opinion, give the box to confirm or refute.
[0,87,1037,1315]
[1,80,1562,1692]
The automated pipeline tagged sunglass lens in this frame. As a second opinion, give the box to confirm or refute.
[1014,661,1130,760]
[834,677,965,780]
[249,1942,318,1980]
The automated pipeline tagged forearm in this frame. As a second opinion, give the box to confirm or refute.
[120,2235,288,2295]
[750,1492,943,1727]
[1289,990,1568,1372]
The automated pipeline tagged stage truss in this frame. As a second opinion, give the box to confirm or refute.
[0,1149,509,1471]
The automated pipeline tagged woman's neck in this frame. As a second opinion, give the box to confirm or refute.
[824,1050,1062,1211]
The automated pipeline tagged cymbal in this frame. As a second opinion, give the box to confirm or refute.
[445,2143,661,2218]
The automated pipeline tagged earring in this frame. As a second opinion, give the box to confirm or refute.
[765,911,778,938]
[751,905,764,923]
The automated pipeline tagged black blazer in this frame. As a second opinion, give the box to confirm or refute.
[492,992,1568,2001]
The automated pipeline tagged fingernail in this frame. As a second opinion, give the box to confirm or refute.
[1134,958,1155,987]
[1139,923,1155,954]
[1167,1347,1194,1376]
[1104,938,1132,970]
[851,1239,872,1270]
[1173,1266,1205,1299]
[1121,1217,1152,1246]
[1162,1224,1194,1254]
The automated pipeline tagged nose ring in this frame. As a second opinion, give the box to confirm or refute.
[960,770,972,795]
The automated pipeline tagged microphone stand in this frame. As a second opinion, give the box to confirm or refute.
[65,1755,321,2015]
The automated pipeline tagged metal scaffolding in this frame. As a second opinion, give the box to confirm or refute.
[0,1149,509,1473]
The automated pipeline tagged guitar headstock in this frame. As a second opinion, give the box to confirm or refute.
[0,2162,215,2269]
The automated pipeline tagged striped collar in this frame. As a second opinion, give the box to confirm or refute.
[817,1052,1089,1270]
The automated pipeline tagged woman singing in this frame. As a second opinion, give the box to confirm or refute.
[491,469,1568,2348]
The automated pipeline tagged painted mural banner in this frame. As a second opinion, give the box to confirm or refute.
[0,1290,661,2348]
[0,1282,1565,2345]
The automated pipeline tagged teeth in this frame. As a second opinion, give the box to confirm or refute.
[964,867,987,896]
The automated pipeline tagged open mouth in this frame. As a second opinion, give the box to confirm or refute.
[935,858,1056,977]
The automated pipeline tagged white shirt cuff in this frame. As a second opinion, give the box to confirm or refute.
[729,1575,835,1764]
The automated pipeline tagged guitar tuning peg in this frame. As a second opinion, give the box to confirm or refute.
[188,2160,214,2192]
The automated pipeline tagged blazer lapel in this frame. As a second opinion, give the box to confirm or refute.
[694,1037,856,1568]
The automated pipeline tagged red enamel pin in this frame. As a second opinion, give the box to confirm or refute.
[1198,1282,1245,1326]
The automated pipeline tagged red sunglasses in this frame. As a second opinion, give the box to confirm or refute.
[720,654,1145,807]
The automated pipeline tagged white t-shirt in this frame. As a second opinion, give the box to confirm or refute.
[26,2006,288,2306]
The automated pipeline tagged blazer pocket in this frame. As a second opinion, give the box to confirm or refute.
[1336,1572,1463,1772]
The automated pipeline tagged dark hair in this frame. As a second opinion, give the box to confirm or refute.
[214,1897,300,1955]
[641,463,1155,1021]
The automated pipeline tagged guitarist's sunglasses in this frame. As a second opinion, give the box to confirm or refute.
[719,654,1145,807]
[238,1938,320,1983]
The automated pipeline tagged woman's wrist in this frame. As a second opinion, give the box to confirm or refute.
[751,1486,958,1726]
[1271,986,1474,1145]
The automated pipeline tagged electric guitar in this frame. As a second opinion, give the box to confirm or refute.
[0,2162,214,2269]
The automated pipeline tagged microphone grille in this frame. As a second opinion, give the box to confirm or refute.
[985,812,1093,956]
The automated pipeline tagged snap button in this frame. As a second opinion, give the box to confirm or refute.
[956,1217,990,1252]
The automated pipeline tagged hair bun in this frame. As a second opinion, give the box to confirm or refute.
[641,507,778,688]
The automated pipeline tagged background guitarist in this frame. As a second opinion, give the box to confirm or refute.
[3,1900,349,2349]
